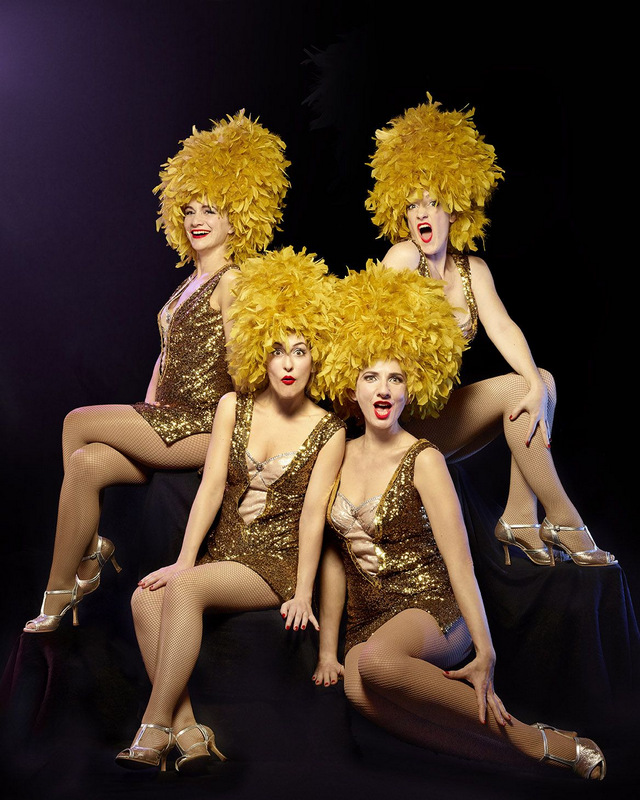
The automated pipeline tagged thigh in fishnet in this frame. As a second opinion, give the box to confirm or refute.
[62,404,210,470]
[343,609,564,766]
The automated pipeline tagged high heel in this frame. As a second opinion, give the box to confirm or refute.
[534,723,606,780]
[540,518,617,567]
[115,723,174,771]
[494,518,551,566]
[174,723,227,774]
[76,535,122,594]
[23,585,83,633]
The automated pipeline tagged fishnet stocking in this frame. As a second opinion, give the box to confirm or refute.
[406,370,582,552]
[344,609,577,770]
[130,561,279,750]
[41,405,210,616]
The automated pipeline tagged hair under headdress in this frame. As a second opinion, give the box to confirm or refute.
[366,94,503,252]
[155,111,290,267]
[226,246,334,400]
[317,260,466,419]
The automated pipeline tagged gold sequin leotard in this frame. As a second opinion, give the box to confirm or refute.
[198,393,346,601]
[328,439,461,653]
[133,265,238,444]
[412,241,478,343]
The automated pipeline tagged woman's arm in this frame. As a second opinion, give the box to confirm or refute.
[138,392,237,589]
[144,355,162,404]
[213,268,238,345]
[469,256,549,445]
[312,537,346,686]
[414,447,510,725]
[281,426,346,632]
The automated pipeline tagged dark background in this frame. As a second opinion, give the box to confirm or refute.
[0,1,636,797]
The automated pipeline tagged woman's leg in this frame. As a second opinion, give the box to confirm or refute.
[30,405,210,620]
[126,561,279,753]
[344,609,594,774]
[407,371,584,552]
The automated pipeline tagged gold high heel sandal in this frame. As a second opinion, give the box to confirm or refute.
[174,723,227,775]
[534,723,606,780]
[76,536,122,594]
[23,585,83,633]
[540,519,617,567]
[115,723,174,771]
[494,518,552,566]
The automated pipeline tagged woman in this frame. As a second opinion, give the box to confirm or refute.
[24,111,290,632]
[115,248,346,773]
[366,95,614,567]
[313,262,606,780]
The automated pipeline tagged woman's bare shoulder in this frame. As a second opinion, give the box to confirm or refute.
[382,240,420,271]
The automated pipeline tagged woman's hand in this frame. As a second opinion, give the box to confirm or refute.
[312,656,344,687]
[138,562,189,591]
[508,378,550,447]
[280,596,319,632]
[443,651,510,725]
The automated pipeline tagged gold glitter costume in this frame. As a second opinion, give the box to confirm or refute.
[133,264,238,444]
[199,393,346,601]
[412,242,478,343]
[328,439,461,653]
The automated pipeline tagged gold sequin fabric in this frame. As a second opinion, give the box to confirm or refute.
[328,440,461,653]
[415,246,478,343]
[198,393,346,601]
[133,265,238,444]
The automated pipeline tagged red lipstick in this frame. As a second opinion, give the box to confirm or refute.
[373,401,392,420]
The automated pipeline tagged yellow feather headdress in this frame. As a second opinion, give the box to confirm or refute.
[227,246,334,399]
[316,261,466,419]
[366,94,504,252]
[155,111,290,267]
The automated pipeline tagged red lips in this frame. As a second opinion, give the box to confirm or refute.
[418,223,433,243]
[373,401,392,419]
[281,376,295,385]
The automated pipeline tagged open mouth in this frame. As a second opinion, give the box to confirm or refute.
[373,401,392,420]
[190,229,210,238]
[418,223,433,243]
[281,376,296,385]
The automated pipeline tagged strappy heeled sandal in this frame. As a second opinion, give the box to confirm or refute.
[540,519,617,567]
[534,722,606,780]
[23,585,83,633]
[494,518,552,566]
[175,723,227,774]
[76,535,122,594]
[115,723,174,771]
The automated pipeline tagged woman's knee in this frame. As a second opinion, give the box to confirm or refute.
[130,584,163,621]
[65,442,114,485]
[356,637,404,688]
[538,368,557,402]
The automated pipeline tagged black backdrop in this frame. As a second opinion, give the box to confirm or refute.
[1,1,636,798]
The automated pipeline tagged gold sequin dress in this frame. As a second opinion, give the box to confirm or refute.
[133,265,238,444]
[413,242,478,343]
[328,439,461,653]
[199,393,346,601]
